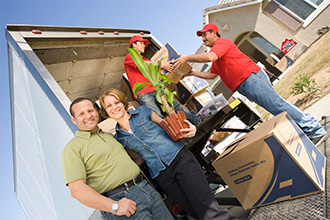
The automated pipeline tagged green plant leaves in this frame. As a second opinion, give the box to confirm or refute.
[159,74,174,84]
[127,47,177,113]
[290,73,320,96]
[128,48,151,82]
[147,61,162,86]
[132,82,148,96]
[164,87,175,109]
[155,91,163,104]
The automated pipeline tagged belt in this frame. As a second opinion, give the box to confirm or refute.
[102,174,144,198]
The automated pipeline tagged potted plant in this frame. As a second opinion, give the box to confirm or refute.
[128,48,189,141]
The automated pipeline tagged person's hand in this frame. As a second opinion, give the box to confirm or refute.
[180,120,196,138]
[116,198,137,217]
[181,69,196,79]
[161,61,175,72]
[173,54,188,70]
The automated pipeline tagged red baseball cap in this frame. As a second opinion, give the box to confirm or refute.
[196,24,219,37]
[129,35,149,46]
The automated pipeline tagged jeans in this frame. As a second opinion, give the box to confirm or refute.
[236,69,326,139]
[173,99,199,125]
[138,92,199,125]
[100,180,174,220]
[138,92,163,118]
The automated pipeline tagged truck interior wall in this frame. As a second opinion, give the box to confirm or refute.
[29,38,156,103]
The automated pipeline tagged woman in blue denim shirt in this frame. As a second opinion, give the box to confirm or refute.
[99,88,237,220]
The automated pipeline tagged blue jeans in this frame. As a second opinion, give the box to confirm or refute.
[138,92,199,125]
[100,180,174,220]
[236,69,326,139]
[138,92,163,118]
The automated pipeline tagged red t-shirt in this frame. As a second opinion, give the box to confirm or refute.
[124,53,155,95]
[210,38,261,92]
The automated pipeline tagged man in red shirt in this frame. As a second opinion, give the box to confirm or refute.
[124,35,174,117]
[124,35,198,125]
[174,24,326,143]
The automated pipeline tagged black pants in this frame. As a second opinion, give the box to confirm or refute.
[155,148,236,220]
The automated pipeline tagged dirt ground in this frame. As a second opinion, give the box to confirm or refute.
[259,30,330,119]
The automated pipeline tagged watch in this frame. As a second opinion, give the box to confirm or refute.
[111,201,119,215]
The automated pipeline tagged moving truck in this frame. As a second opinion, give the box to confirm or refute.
[6,24,263,220]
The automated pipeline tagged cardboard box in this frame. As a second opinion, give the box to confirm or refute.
[98,118,117,135]
[186,88,215,113]
[266,53,280,66]
[170,76,209,104]
[166,72,183,84]
[275,55,294,72]
[151,42,192,83]
[181,76,209,94]
[211,131,229,142]
[212,112,325,210]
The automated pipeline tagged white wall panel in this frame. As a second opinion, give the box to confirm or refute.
[8,37,96,219]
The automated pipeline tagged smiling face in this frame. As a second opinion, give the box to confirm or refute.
[71,100,99,132]
[103,95,127,121]
[132,41,146,54]
[202,30,218,47]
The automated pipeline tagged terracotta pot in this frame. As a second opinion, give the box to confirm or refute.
[159,110,189,141]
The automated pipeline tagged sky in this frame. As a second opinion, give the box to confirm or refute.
[0,0,217,219]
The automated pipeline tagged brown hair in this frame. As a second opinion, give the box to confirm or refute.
[99,88,129,118]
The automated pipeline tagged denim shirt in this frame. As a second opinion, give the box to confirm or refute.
[115,105,185,178]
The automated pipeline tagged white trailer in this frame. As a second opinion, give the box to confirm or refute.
[6,24,163,220]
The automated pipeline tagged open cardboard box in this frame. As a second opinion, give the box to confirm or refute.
[186,88,215,113]
[212,112,326,209]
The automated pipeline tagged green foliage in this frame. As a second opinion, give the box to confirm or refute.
[290,73,320,96]
[128,48,177,111]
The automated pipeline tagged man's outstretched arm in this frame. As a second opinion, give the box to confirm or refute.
[173,52,218,69]
[182,69,218,80]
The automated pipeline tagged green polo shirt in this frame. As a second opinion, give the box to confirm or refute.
[62,129,140,194]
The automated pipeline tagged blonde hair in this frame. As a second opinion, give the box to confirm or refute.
[99,88,129,118]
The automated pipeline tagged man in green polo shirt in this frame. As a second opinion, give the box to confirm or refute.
[62,97,173,219]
